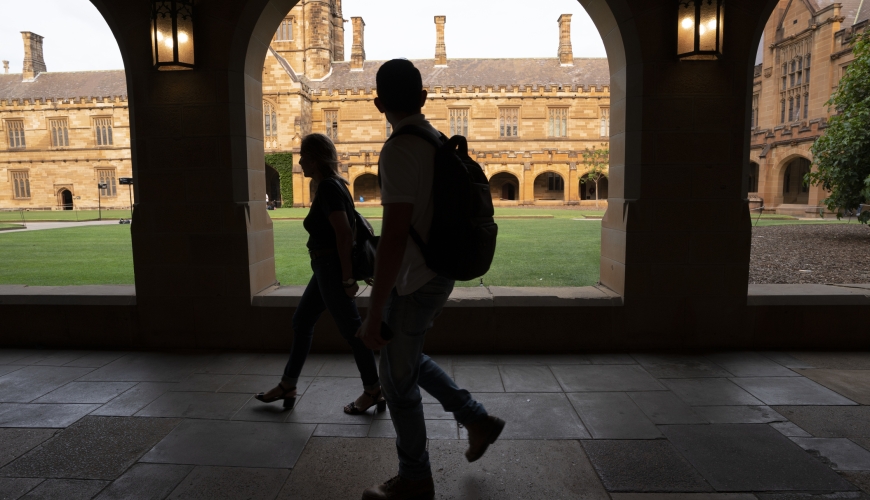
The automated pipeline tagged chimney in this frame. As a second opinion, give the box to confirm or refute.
[350,17,365,71]
[2,61,8,74]
[21,32,47,80]
[558,14,573,66]
[434,16,447,66]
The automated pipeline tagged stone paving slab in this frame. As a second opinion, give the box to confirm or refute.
[140,419,315,468]
[551,365,664,392]
[239,353,325,377]
[773,406,870,438]
[230,396,293,423]
[0,403,101,428]
[662,379,764,406]
[89,382,176,417]
[761,352,814,369]
[0,477,42,499]
[368,419,458,439]
[581,439,712,492]
[0,429,56,469]
[692,406,787,424]
[731,377,858,406]
[454,365,505,392]
[165,466,289,500]
[611,495,758,500]
[0,416,181,480]
[78,353,214,383]
[62,351,128,368]
[790,437,870,471]
[172,374,235,393]
[568,393,662,439]
[661,424,854,492]
[312,423,369,438]
[0,366,23,378]
[0,366,95,403]
[0,351,37,365]
[93,463,194,500]
[217,374,312,395]
[279,438,610,500]
[473,393,590,439]
[706,353,799,377]
[135,392,251,420]
[631,354,733,378]
[18,478,109,500]
[194,353,260,375]
[284,377,377,425]
[628,391,708,425]
[841,471,870,495]
[797,370,870,405]
[33,382,137,404]
[769,421,812,438]
[12,351,89,367]
[499,365,562,392]
[789,352,870,370]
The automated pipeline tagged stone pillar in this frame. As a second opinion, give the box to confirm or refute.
[350,17,365,70]
[304,0,333,79]
[434,16,447,66]
[21,32,46,80]
[557,14,573,66]
[332,0,345,61]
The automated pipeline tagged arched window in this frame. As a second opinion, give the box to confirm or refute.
[263,101,277,148]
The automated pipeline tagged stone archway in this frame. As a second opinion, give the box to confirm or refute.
[579,174,608,201]
[57,189,73,210]
[489,172,519,201]
[352,174,380,203]
[533,172,565,201]
[782,157,811,205]
[265,164,281,207]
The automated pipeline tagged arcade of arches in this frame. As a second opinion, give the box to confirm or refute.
[3,0,867,350]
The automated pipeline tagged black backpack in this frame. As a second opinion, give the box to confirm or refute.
[329,177,377,281]
[385,125,498,281]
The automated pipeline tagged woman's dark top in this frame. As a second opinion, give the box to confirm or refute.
[304,177,354,251]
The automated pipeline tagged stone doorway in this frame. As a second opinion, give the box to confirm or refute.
[782,157,811,205]
[57,188,73,210]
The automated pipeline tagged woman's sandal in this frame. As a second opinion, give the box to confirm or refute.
[344,388,387,415]
[255,382,297,409]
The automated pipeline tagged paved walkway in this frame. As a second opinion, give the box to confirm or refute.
[0,220,122,234]
[0,350,869,499]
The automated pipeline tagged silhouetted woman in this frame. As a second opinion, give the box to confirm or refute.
[256,133,384,414]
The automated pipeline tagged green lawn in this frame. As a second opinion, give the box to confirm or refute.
[0,210,133,222]
[0,209,854,287]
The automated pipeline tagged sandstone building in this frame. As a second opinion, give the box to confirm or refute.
[261,2,612,207]
[750,0,869,216]
[0,33,132,211]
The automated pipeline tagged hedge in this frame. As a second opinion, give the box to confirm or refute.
[265,152,294,207]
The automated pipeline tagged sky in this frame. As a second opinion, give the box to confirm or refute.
[0,0,606,74]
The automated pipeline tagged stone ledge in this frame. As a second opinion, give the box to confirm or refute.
[747,284,870,306]
[253,285,624,308]
[0,285,136,306]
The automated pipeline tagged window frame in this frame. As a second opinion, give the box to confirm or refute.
[93,117,114,147]
[97,168,118,197]
[547,172,564,192]
[275,18,294,42]
[548,107,568,138]
[448,108,469,137]
[10,169,31,199]
[263,100,278,139]
[49,118,70,147]
[5,119,26,149]
[599,107,610,138]
[498,107,519,138]
[324,109,339,142]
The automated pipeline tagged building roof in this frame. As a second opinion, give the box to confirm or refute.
[857,0,870,24]
[813,0,867,23]
[306,58,610,92]
[0,70,127,101]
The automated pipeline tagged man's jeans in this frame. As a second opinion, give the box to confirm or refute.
[283,254,379,391]
[380,275,488,480]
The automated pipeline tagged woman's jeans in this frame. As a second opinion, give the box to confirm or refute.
[380,275,488,481]
[282,254,379,391]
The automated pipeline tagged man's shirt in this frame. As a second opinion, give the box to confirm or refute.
[378,113,440,295]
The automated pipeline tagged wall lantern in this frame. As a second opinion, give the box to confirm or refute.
[677,0,724,60]
[151,0,194,70]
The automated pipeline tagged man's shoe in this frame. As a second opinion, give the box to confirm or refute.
[361,475,434,500]
[464,415,505,462]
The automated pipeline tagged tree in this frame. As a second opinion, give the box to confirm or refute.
[580,146,609,209]
[264,152,294,207]
[807,31,870,224]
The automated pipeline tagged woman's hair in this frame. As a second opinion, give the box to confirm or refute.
[301,133,348,184]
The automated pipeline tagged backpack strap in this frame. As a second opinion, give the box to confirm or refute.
[328,176,357,237]
[381,124,447,256]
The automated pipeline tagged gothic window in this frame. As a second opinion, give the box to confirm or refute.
[795,95,801,121]
[547,172,564,191]
[449,108,468,137]
[781,99,786,123]
[751,94,759,128]
[548,108,568,137]
[324,110,338,141]
[98,168,117,197]
[804,92,809,120]
[788,98,794,122]
[94,118,113,146]
[49,119,69,147]
[11,171,30,199]
[599,108,610,138]
[263,101,277,138]
[498,108,518,138]
[6,120,25,148]
[275,19,293,41]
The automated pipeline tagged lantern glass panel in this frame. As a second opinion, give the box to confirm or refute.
[176,3,194,66]
[678,1,696,55]
[698,0,718,52]
[717,2,724,54]
[155,2,174,64]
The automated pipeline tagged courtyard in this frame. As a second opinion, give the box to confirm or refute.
[0,349,869,499]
